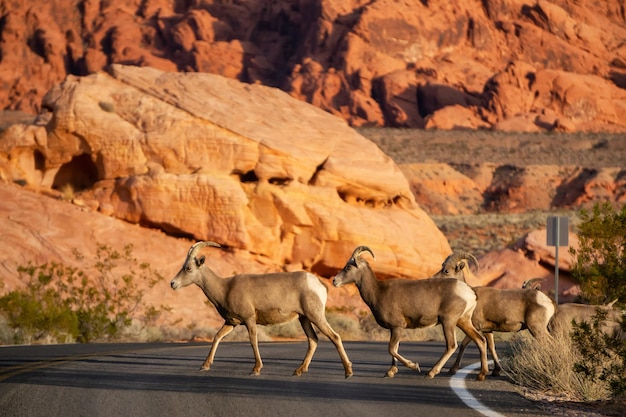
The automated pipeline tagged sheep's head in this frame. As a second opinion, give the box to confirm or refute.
[170,241,221,290]
[596,303,625,339]
[333,246,375,288]
[431,252,478,282]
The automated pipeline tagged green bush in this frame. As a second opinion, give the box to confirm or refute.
[0,243,165,344]
[571,309,626,396]
[568,203,626,396]
[569,202,626,305]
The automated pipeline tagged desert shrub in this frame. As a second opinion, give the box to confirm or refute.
[0,243,166,344]
[263,319,306,340]
[571,309,626,397]
[569,202,626,305]
[566,202,626,398]
[503,332,611,402]
[503,311,626,402]
[327,312,363,341]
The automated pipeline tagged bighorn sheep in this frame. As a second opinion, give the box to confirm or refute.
[332,246,489,381]
[549,300,625,339]
[430,252,479,282]
[436,253,556,376]
[449,287,556,376]
[521,279,624,339]
[170,241,353,378]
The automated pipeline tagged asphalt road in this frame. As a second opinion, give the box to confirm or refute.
[0,341,549,417]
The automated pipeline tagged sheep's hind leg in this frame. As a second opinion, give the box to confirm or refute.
[314,317,353,378]
[386,327,420,378]
[486,333,502,376]
[455,317,488,381]
[201,323,235,371]
[294,316,318,376]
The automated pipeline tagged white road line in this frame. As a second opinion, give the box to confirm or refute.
[449,361,506,417]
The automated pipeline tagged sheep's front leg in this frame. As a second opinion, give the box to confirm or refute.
[202,323,235,371]
[427,322,459,379]
[448,335,472,375]
[294,317,318,376]
[245,320,263,376]
[386,327,420,378]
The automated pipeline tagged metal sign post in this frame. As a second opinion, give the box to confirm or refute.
[547,216,569,305]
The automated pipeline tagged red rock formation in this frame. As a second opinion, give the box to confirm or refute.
[1,0,625,131]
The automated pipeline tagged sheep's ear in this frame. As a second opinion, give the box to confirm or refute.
[195,255,206,267]
[458,261,466,270]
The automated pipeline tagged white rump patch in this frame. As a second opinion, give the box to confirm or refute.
[454,281,477,316]
[306,273,327,305]
[538,292,556,316]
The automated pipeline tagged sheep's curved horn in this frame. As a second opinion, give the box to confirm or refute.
[351,246,375,260]
[522,277,545,289]
[443,252,478,270]
[188,241,221,258]
[464,252,479,270]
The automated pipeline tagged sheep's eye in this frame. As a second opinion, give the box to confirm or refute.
[444,269,449,274]
[185,266,192,273]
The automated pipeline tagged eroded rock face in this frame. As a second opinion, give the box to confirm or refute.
[1,65,450,279]
[1,0,626,132]
[401,162,626,215]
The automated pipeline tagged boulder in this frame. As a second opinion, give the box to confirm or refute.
[1,64,451,279]
[474,229,581,303]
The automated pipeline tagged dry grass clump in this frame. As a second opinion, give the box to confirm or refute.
[502,332,611,402]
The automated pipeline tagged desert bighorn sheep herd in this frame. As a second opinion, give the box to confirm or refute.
[171,242,624,380]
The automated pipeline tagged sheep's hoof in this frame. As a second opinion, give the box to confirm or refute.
[476,373,486,381]
[425,371,436,379]
[448,368,458,375]
[200,365,211,371]
[408,362,420,373]
[384,366,398,378]
[293,367,307,376]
